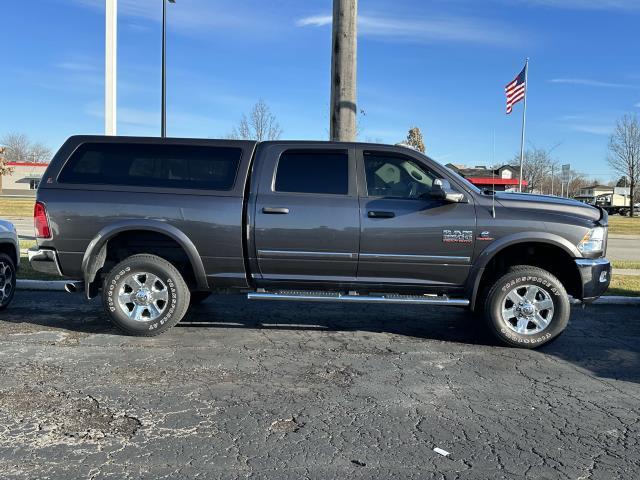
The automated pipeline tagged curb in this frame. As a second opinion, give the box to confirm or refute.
[591,296,640,305]
[14,280,640,304]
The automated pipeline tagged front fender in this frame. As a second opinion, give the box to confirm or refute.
[476,231,581,270]
[82,220,209,296]
[466,232,581,311]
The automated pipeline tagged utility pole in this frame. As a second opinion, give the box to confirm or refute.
[105,0,117,135]
[330,0,358,142]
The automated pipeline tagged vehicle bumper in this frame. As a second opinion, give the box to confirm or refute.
[28,247,63,276]
[575,258,611,303]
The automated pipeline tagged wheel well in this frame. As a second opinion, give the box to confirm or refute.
[0,242,18,268]
[477,242,582,301]
[98,230,197,289]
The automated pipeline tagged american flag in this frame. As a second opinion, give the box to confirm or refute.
[505,65,527,114]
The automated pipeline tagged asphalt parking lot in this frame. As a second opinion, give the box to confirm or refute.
[0,292,638,479]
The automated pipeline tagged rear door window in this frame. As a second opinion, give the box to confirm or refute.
[274,150,349,195]
[58,143,242,191]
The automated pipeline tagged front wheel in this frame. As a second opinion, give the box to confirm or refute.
[103,254,190,336]
[0,253,16,311]
[484,266,570,349]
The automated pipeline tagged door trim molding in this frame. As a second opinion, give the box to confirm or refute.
[360,253,470,264]
[258,249,358,260]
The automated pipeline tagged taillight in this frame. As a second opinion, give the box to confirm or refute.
[34,201,52,239]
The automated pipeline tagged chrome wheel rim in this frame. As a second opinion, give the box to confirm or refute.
[501,284,554,335]
[0,262,14,305]
[117,272,169,322]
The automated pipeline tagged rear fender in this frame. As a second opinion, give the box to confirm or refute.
[82,220,208,298]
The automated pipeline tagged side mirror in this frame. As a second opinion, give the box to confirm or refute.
[431,179,466,203]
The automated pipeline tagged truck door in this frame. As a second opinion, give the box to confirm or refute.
[357,148,476,286]
[253,144,360,283]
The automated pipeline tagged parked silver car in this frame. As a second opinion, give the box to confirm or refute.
[0,219,18,309]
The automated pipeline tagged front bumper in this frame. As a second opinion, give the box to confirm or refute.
[575,258,611,303]
[28,247,63,276]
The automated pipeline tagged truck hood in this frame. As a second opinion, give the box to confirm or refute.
[495,192,602,222]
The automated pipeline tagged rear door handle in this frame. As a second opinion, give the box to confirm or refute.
[262,207,290,214]
[368,210,395,219]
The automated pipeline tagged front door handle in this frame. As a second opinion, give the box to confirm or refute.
[368,210,395,219]
[262,207,290,214]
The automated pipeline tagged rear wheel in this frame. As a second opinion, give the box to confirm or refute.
[0,253,16,310]
[484,266,570,348]
[103,254,190,336]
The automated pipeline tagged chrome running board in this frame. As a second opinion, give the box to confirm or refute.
[247,289,469,306]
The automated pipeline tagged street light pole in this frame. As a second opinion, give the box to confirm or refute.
[105,0,117,135]
[161,0,175,138]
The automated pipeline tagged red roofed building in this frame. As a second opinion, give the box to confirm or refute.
[445,163,527,192]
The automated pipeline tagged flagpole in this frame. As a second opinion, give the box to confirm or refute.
[518,58,529,192]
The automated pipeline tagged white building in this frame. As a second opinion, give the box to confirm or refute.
[1,162,48,196]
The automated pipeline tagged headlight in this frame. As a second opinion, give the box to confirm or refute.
[577,227,605,254]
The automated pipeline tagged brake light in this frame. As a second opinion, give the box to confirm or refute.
[34,201,51,239]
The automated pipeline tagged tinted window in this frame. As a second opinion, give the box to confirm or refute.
[275,150,349,195]
[364,152,439,199]
[59,143,242,191]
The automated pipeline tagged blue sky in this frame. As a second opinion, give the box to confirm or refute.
[2,0,639,180]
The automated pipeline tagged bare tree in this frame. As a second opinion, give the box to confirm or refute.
[608,114,640,216]
[615,176,629,187]
[404,127,426,153]
[512,146,556,194]
[564,171,591,198]
[0,132,51,163]
[228,100,282,141]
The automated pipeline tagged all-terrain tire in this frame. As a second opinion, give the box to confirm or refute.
[484,265,570,349]
[102,254,190,336]
[0,253,16,311]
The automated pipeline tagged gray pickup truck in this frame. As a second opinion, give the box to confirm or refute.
[29,136,611,348]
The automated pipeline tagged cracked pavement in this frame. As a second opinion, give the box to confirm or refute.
[0,291,638,479]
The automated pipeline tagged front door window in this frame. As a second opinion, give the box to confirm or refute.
[363,153,439,199]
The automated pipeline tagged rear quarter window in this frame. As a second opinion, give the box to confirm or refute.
[58,143,242,191]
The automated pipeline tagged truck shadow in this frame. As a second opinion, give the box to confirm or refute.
[184,297,640,384]
[4,293,639,384]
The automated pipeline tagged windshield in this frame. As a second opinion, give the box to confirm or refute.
[443,166,482,194]
[394,148,482,195]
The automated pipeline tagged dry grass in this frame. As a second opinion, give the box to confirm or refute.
[19,239,36,250]
[18,256,61,281]
[18,239,60,281]
[608,216,640,235]
[612,260,640,270]
[606,275,640,297]
[0,198,34,218]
